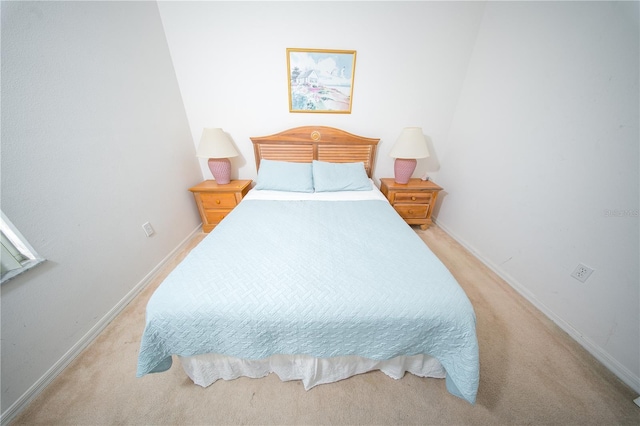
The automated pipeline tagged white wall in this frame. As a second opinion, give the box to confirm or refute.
[437,1,639,392]
[1,1,202,417]
[157,1,486,183]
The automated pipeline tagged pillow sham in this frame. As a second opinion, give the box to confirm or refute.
[312,160,372,192]
[255,159,314,192]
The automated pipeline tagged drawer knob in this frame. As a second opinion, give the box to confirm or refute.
[216,199,221,204]
[411,196,416,201]
[408,209,414,214]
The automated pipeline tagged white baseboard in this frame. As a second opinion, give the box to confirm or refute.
[0,225,202,426]
[434,219,640,396]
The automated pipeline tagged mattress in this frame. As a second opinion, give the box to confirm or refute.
[137,185,479,403]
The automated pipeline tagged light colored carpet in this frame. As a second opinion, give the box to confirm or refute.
[11,225,639,425]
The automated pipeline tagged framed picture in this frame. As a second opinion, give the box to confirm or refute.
[287,48,357,114]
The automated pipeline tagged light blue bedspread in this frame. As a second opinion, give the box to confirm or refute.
[137,199,479,403]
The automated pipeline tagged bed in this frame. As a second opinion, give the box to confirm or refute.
[137,126,479,404]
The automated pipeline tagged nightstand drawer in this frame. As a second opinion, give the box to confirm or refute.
[394,204,429,219]
[394,192,432,204]
[205,210,231,224]
[201,193,238,209]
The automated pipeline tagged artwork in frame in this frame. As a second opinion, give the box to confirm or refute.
[287,48,357,114]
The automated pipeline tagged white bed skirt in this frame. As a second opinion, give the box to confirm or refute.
[178,353,446,390]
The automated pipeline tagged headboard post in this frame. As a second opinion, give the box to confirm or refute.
[251,126,379,178]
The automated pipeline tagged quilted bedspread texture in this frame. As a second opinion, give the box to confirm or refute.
[137,199,479,403]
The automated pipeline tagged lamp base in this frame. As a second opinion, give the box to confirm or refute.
[208,158,231,184]
[394,158,417,184]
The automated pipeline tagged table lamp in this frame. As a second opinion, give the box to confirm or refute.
[196,128,239,184]
[388,127,430,184]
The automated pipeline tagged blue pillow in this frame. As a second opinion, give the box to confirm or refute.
[312,160,372,192]
[255,159,314,192]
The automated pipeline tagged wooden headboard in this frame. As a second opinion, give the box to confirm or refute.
[251,126,380,178]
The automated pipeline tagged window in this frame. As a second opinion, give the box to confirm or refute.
[1,211,45,284]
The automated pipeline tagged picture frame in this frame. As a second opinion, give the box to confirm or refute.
[287,48,357,114]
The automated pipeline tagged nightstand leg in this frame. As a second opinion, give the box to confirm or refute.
[420,224,429,230]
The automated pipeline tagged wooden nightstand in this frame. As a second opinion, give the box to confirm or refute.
[189,180,252,232]
[380,178,443,230]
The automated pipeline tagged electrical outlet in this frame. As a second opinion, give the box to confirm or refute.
[571,263,594,283]
[142,222,155,237]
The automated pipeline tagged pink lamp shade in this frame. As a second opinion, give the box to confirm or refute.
[389,127,430,184]
[196,128,239,184]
